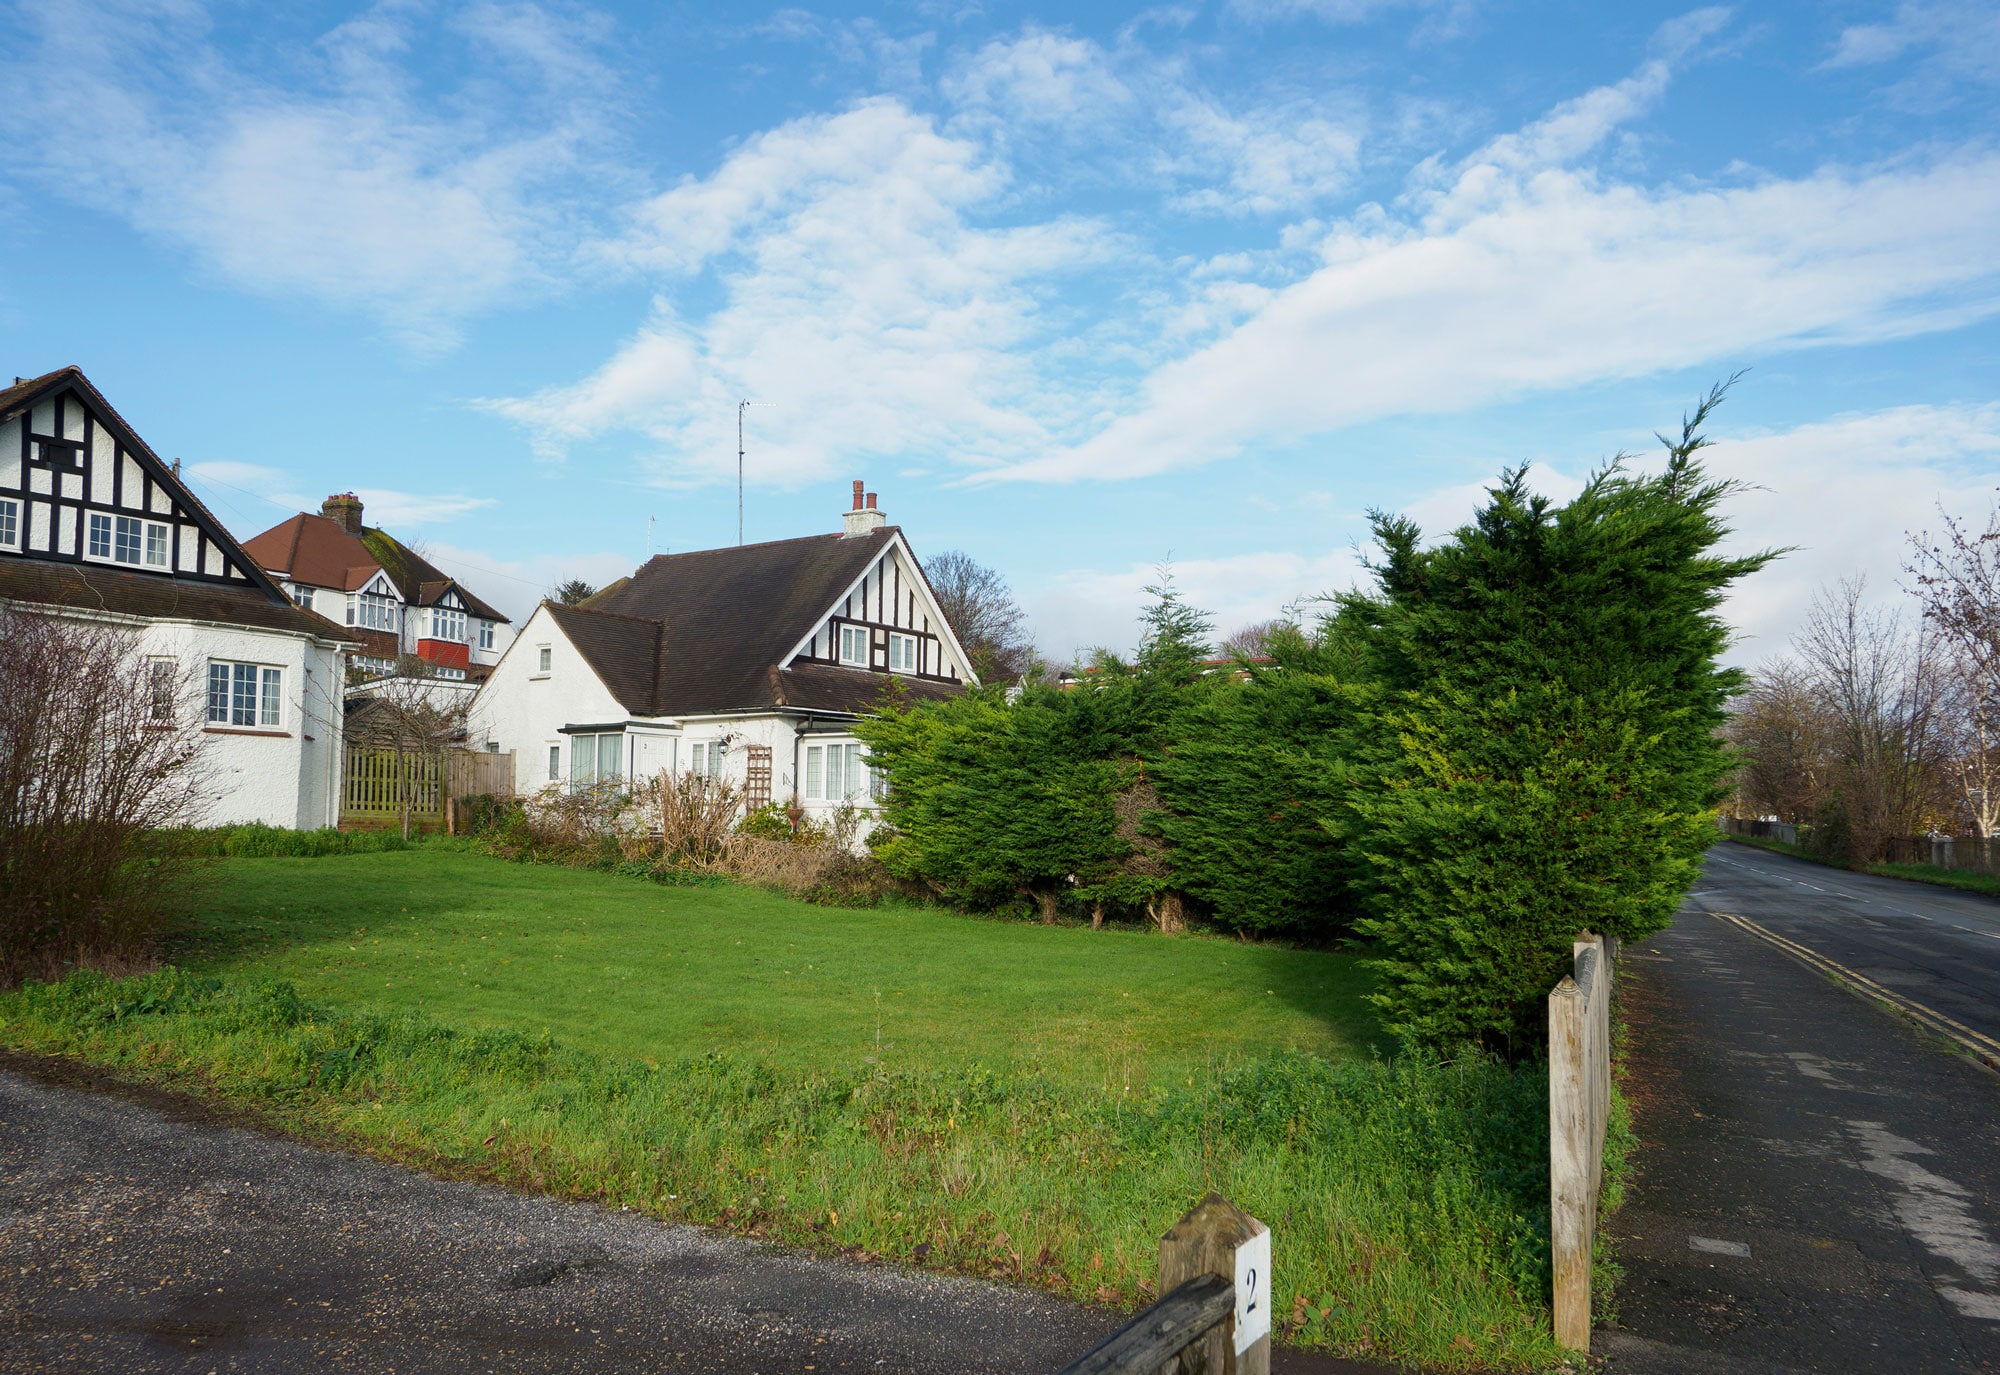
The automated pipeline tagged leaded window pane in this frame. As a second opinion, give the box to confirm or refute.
[260,668,281,727]
[207,663,230,723]
[88,513,111,558]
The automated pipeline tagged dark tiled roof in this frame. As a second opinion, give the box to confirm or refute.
[0,558,354,641]
[773,661,963,714]
[550,528,964,718]
[358,529,507,623]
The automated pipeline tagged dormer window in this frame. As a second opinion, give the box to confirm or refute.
[430,607,466,642]
[478,619,495,650]
[838,624,868,665]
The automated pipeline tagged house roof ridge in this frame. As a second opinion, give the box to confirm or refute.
[642,526,903,564]
[548,600,665,627]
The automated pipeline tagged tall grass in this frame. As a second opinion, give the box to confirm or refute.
[0,966,1566,1369]
[173,824,431,858]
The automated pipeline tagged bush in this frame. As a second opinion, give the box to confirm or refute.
[1808,796,1854,866]
[1,608,210,985]
[177,825,419,858]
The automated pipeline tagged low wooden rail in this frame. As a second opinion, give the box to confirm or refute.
[1056,1194,1270,1375]
[1549,930,1616,1353]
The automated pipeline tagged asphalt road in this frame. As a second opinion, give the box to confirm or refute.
[1603,842,2000,1373]
[0,1053,1374,1375]
[1699,841,2000,1053]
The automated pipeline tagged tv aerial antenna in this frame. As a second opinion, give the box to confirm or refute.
[737,398,771,546]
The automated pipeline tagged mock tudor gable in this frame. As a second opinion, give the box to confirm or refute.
[474,482,976,821]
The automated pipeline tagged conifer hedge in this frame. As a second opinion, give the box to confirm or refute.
[860,386,1771,1053]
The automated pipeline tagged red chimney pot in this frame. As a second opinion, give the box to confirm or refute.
[865,492,877,510]
[851,479,865,511]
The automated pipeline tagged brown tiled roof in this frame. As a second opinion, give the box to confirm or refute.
[242,513,383,593]
[0,558,353,641]
[549,528,964,718]
[242,513,508,624]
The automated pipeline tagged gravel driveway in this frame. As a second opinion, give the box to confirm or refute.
[0,1052,1371,1374]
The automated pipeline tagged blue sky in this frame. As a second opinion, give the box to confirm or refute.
[4,0,1998,664]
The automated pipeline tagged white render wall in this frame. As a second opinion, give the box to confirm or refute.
[136,618,347,829]
[474,604,635,795]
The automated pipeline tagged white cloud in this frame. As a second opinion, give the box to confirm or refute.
[981,20,2000,484]
[1226,0,1467,24]
[2,0,612,352]
[1024,548,1368,663]
[1701,404,2000,665]
[351,490,498,528]
[420,542,638,625]
[489,99,1115,483]
[1825,1,2000,83]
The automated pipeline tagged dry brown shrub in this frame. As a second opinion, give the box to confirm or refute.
[0,607,211,985]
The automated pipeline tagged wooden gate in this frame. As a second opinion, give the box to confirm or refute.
[342,745,445,827]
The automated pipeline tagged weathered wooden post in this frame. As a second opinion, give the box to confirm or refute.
[1549,937,1599,1352]
[1157,1194,1270,1375]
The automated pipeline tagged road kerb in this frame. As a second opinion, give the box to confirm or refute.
[1709,911,2000,1071]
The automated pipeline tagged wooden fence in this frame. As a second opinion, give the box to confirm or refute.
[1549,930,1616,1353]
[1057,1194,1270,1375]
[342,746,514,828]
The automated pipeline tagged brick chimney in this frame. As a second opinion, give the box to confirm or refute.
[321,492,364,537]
[841,479,885,538]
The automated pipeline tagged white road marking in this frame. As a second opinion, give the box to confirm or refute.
[1688,1237,1752,1259]
[1846,1121,2000,1321]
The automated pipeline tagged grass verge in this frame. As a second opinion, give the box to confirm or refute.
[0,850,1581,1368]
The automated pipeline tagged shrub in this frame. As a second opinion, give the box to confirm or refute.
[0,608,210,985]
[177,825,417,858]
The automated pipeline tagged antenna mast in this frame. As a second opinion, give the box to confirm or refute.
[737,399,750,546]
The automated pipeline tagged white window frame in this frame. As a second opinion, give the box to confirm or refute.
[205,660,283,730]
[429,606,466,643]
[548,744,561,782]
[888,632,917,674]
[349,590,400,632]
[534,644,552,677]
[85,512,169,568]
[804,741,872,802]
[0,496,17,550]
[478,620,495,650]
[689,740,725,779]
[569,731,624,789]
[838,624,869,666]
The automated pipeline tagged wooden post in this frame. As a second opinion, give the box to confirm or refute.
[1549,961,1592,1352]
[1158,1194,1270,1375]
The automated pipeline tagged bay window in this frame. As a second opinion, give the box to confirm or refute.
[569,732,623,788]
[430,607,466,642]
[803,742,871,802]
[348,591,399,632]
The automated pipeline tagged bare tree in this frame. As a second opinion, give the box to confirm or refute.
[1219,619,1291,661]
[1725,657,1828,823]
[0,608,211,983]
[1909,492,2000,697]
[1791,578,1952,859]
[346,659,477,839]
[922,550,1035,681]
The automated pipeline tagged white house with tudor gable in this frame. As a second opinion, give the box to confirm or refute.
[475,482,975,823]
[0,367,354,828]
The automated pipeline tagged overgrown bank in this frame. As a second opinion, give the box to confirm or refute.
[0,964,1574,1369]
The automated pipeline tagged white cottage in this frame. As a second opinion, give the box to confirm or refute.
[476,482,975,822]
[0,367,354,828]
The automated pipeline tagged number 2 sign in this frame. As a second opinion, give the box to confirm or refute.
[1233,1224,1272,1355]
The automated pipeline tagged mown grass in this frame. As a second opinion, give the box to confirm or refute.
[0,850,1575,1368]
[169,850,1378,1085]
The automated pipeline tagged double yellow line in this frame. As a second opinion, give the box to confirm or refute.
[1712,911,2000,1071]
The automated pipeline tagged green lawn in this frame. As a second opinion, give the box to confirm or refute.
[1,848,1567,1369]
[178,849,1382,1084]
